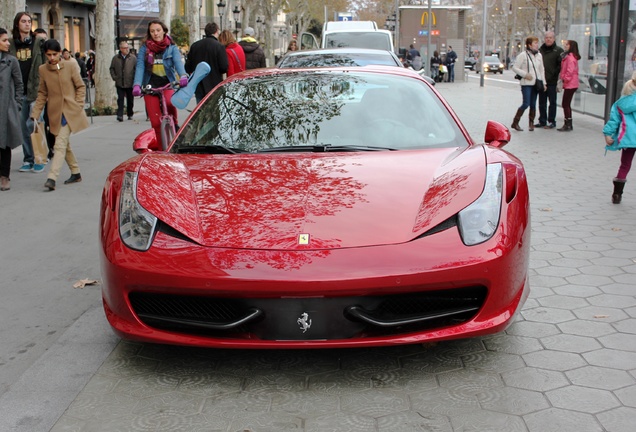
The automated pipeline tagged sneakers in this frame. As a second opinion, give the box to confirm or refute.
[534,123,546,128]
[44,179,56,191]
[32,164,45,173]
[545,122,557,129]
[117,116,123,122]
[19,163,33,172]
[64,173,82,184]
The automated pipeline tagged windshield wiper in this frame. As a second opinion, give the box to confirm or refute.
[174,145,245,154]
[256,145,397,153]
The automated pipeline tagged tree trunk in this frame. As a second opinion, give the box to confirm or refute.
[185,0,200,46]
[94,0,116,109]
[0,1,25,29]
[159,0,172,30]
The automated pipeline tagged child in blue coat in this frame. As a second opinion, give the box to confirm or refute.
[603,71,636,204]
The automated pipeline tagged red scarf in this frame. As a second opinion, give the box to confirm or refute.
[145,35,172,67]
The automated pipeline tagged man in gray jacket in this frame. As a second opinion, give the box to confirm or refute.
[109,41,137,122]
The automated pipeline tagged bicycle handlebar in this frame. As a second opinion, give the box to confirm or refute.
[142,81,181,95]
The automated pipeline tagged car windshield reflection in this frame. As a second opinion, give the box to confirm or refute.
[173,71,466,153]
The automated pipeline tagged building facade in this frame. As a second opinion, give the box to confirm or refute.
[23,0,95,54]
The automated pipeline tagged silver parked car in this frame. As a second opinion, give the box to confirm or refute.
[277,48,436,86]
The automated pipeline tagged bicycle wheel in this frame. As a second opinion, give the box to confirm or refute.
[159,117,175,151]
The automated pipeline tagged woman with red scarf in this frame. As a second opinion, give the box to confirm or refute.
[133,20,187,140]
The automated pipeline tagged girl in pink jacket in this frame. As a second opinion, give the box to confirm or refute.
[558,40,581,131]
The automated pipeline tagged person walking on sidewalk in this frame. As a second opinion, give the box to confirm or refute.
[536,31,563,128]
[218,30,245,78]
[8,12,46,173]
[238,27,266,70]
[30,39,88,191]
[0,27,24,191]
[557,40,580,132]
[510,36,546,132]
[109,41,136,121]
[602,71,636,204]
[445,46,457,82]
[185,22,227,103]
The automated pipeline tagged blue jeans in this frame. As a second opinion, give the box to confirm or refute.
[519,85,538,111]
[447,63,455,82]
[20,99,34,164]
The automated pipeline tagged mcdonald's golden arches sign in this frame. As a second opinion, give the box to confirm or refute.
[421,11,437,27]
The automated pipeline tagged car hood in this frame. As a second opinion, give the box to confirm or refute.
[135,148,487,250]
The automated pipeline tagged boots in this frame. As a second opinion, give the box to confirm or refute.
[612,178,626,204]
[511,108,525,131]
[558,119,573,131]
[528,109,536,131]
[0,176,9,191]
[64,173,82,184]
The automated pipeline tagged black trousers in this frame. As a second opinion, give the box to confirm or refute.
[116,86,134,118]
[43,105,56,154]
[0,146,11,178]
[537,84,558,125]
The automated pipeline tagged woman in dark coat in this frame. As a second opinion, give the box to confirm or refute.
[0,27,24,191]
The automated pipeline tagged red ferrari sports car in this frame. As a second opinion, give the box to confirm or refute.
[100,66,530,348]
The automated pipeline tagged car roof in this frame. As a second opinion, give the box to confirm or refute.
[227,64,426,84]
[285,48,396,57]
[277,48,402,69]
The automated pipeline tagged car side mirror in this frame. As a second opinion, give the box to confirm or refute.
[132,129,160,154]
[484,120,511,148]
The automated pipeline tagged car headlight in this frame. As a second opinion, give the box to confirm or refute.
[458,163,502,246]
[119,172,158,251]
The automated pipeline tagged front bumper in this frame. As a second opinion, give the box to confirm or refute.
[101,217,530,348]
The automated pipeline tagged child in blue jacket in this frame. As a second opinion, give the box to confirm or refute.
[603,71,636,204]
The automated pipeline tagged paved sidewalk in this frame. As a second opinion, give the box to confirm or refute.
[3,77,636,432]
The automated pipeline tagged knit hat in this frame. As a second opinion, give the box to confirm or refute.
[244,27,255,37]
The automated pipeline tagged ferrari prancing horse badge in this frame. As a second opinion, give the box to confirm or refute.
[298,234,310,245]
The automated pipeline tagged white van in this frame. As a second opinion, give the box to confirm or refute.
[299,21,394,53]
[323,21,377,32]
[322,22,393,52]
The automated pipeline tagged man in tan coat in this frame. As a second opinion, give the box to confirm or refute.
[31,39,88,191]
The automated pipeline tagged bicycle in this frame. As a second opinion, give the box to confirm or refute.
[141,81,181,151]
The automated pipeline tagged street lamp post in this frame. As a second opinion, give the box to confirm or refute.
[115,1,121,49]
[232,5,240,39]
[256,16,263,39]
[217,1,226,31]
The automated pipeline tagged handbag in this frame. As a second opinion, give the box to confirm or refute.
[31,121,49,165]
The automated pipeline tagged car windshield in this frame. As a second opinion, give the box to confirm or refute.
[279,53,398,68]
[485,56,500,63]
[324,32,392,50]
[172,71,466,153]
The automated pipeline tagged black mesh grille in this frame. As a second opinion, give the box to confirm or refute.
[128,286,487,340]
[373,288,484,318]
[130,293,243,322]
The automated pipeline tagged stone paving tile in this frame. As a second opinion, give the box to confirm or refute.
[566,365,636,391]
[45,80,636,432]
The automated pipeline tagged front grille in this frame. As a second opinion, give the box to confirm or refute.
[129,286,487,340]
